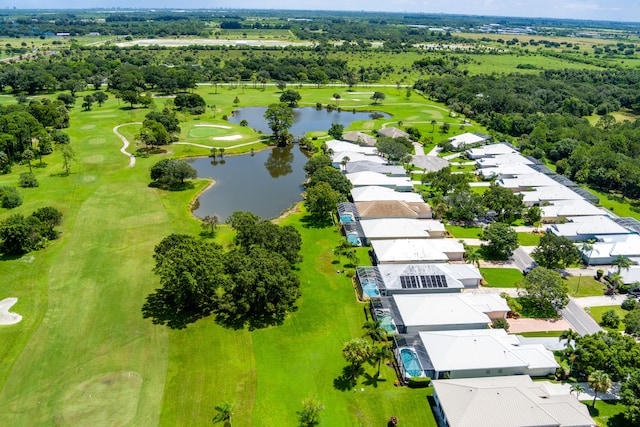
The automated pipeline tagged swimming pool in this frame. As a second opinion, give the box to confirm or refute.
[400,347,424,378]
[346,234,361,246]
[340,213,355,223]
[375,309,397,333]
[361,280,380,298]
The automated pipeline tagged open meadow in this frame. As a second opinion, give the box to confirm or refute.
[0,84,447,425]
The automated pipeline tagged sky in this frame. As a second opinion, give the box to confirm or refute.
[6,0,640,23]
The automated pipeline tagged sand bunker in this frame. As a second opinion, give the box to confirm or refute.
[213,134,243,141]
[195,124,231,129]
[0,297,22,325]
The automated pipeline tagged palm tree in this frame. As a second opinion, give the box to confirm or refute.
[580,242,594,266]
[611,255,632,292]
[431,119,437,133]
[342,338,372,379]
[212,401,233,426]
[362,319,386,343]
[609,272,623,293]
[465,249,481,268]
[340,156,350,172]
[570,383,585,398]
[219,148,225,159]
[370,344,392,377]
[588,370,611,408]
[210,147,218,160]
[559,329,580,348]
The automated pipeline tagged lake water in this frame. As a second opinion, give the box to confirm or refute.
[227,106,389,136]
[190,144,311,221]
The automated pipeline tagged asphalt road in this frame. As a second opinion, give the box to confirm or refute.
[560,299,603,336]
[511,247,536,272]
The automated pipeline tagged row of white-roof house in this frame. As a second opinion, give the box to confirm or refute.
[471,142,640,272]
[328,137,594,427]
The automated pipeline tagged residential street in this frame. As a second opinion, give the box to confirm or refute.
[560,299,603,336]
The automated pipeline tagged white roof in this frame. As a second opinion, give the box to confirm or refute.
[326,139,377,155]
[345,162,407,176]
[346,171,412,188]
[351,186,424,203]
[376,263,472,291]
[479,163,537,179]
[393,294,495,328]
[419,329,559,373]
[476,154,532,168]
[432,375,595,427]
[433,263,483,282]
[371,239,458,263]
[499,173,560,189]
[548,215,630,238]
[331,151,386,165]
[467,143,518,159]
[610,265,640,284]
[359,218,445,240]
[449,133,488,149]
[541,199,605,218]
[521,186,585,204]
[590,234,640,258]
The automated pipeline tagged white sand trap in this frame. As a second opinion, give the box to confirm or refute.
[194,124,232,129]
[0,297,22,325]
[213,134,243,141]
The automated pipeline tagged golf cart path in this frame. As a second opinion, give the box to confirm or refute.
[113,123,268,166]
[113,123,140,167]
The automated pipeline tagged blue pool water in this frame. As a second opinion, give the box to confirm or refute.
[400,348,423,377]
[361,281,380,297]
[378,313,396,333]
[340,214,355,223]
[346,234,361,246]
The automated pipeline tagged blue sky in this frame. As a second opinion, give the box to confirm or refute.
[6,0,640,23]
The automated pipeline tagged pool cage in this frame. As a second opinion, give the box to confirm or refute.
[337,202,360,224]
[342,222,363,247]
[356,266,384,299]
[392,335,435,381]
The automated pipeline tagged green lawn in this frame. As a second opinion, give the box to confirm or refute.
[480,268,524,288]
[565,275,607,297]
[0,85,446,426]
[446,225,483,238]
[585,399,627,427]
[517,232,540,246]
[587,305,627,331]
[585,187,640,221]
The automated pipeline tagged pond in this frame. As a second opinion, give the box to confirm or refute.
[227,106,389,136]
[190,144,311,221]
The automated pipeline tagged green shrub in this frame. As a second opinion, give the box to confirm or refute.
[0,186,23,208]
[622,295,639,311]
[407,377,431,388]
[19,172,39,188]
[602,309,621,328]
[596,269,604,280]
[492,318,510,331]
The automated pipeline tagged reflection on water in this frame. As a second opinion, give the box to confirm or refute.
[264,145,295,178]
[189,145,311,221]
[228,106,390,135]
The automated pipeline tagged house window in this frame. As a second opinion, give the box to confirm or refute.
[485,369,491,375]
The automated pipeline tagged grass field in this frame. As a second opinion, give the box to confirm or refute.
[0,84,448,426]
[586,399,627,427]
[480,268,524,288]
[446,225,482,238]
[565,275,607,297]
[517,232,540,246]
[587,306,627,331]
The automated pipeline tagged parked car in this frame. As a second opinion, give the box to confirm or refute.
[628,287,640,297]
